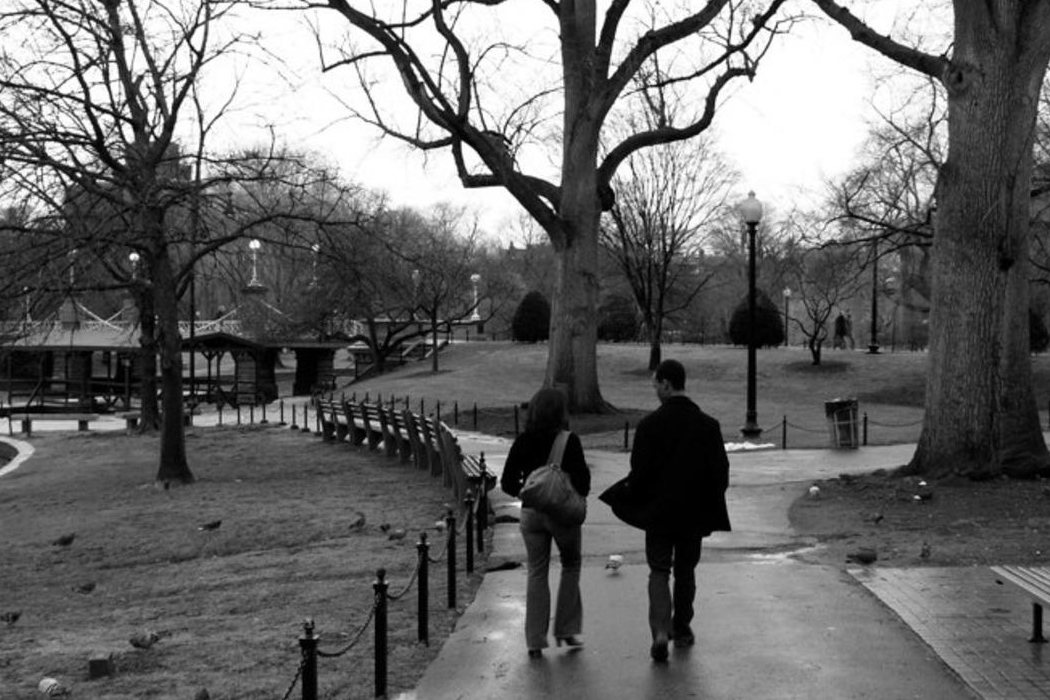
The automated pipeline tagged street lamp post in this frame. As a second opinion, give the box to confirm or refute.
[248,239,262,287]
[782,287,792,347]
[470,273,481,321]
[128,252,140,281]
[868,238,880,354]
[739,191,763,439]
[311,244,320,288]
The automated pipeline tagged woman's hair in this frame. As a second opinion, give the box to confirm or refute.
[525,387,569,433]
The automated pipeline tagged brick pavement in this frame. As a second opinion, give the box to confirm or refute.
[853,567,1050,700]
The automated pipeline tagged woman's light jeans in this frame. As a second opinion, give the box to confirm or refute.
[519,507,583,650]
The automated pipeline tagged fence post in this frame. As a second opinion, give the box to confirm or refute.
[374,569,388,699]
[863,412,869,446]
[436,401,441,424]
[473,403,478,431]
[464,492,475,574]
[454,401,459,426]
[290,404,298,430]
[249,404,255,425]
[218,403,224,426]
[260,401,268,425]
[420,397,425,415]
[623,421,629,451]
[315,408,321,436]
[418,533,429,646]
[299,619,318,700]
[476,454,488,553]
[513,405,519,436]
[446,510,457,609]
[236,404,242,426]
[301,404,312,434]
[782,415,787,450]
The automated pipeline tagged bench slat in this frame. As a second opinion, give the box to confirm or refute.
[992,566,1050,601]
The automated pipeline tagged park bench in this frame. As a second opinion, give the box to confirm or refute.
[314,399,348,442]
[435,420,494,506]
[347,401,386,451]
[20,413,99,436]
[991,565,1050,643]
[120,412,141,431]
[418,415,444,478]
[303,398,493,523]
[372,403,409,461]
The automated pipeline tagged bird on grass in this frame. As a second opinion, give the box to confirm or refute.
[198,520,222,532]
[1,611,21,626]
[846,547,878,565]
[379,523,391,533]
[51,533,76,547]
[129,630,160,649]
[73,582,96,594]
[388,528,407,541]
[38,677,70,697]
[348,512,366,531]
[920,541,932,560]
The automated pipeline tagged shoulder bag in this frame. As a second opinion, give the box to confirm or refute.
[519,431,587,525]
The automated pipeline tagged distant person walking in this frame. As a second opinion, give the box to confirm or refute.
[626,360,730,662]
[833,313,848,349]
[500,388,591,658]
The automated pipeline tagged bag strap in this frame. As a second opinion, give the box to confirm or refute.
[546,430,570,468]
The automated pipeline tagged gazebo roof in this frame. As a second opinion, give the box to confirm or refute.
[2,322,139,352]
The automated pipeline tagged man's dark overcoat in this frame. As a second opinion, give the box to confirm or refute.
[627,395,731,537]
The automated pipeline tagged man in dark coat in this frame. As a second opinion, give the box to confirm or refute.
[628,359,730,662]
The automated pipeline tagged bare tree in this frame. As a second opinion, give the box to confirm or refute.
[405,206,487,372]
[785,242,864,365]
[603,131,736,370]
[276,0,793,411]
[829,100,943,350]
[0,1,294,484]
[813,0,1050,478]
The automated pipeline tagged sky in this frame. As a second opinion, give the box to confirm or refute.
[214,2,904,239]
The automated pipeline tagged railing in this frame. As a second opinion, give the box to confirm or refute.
[278,499,487,700]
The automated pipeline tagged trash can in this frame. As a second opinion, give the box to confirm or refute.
[824,398,859,449]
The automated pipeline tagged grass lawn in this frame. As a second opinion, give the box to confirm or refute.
[342,342,1050,448]
[343,343,927,448]
[0,427,479,699]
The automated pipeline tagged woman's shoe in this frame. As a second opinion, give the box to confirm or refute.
[527,648,543,659]
[555,636,584,648]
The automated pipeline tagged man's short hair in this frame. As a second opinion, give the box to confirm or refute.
[655,359,686,391]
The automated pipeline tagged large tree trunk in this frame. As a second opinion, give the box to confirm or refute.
[545,1,606,413]
[146,213,193,485]
[648,314,663,371]
[136,286,160,430]
[546,212,604,411]
[909,19,1050,478]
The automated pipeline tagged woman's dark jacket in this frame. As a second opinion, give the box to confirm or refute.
[628,395,730,537]
[501,429,590,499]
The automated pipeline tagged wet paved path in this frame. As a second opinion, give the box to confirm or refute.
[404,436,1050,699]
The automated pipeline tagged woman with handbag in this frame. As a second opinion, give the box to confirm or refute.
[500,387,590,659]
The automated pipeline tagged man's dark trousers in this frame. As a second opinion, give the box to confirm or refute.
[646,531,703,640]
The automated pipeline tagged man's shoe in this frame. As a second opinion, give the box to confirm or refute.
[650,634,669,662]
[673,630,695,647]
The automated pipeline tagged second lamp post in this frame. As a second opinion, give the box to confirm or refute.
[740,191,763,440]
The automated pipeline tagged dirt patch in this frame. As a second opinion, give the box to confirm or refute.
[789,470,1050,567]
